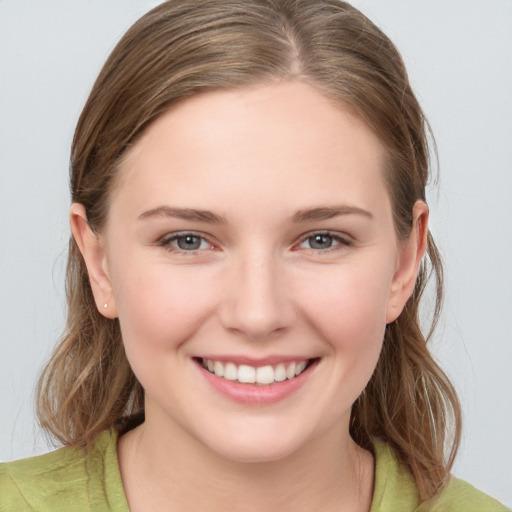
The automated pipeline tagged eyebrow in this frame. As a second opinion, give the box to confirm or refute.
[291,205,373,223]
[138,204,373,224]
[138,206,227,224]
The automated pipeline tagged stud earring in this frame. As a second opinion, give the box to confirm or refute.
[103,303,108,309]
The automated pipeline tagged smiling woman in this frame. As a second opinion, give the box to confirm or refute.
[0,1,508,511]
[72,83,416,478]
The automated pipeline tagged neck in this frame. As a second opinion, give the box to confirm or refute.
[118,416,374,512]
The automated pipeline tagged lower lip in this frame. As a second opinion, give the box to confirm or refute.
[195,360,318,405]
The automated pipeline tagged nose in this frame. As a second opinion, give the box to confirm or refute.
[218,251,296,341]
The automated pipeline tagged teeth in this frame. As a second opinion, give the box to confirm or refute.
[256,365,274,385]
[224,362,237,381]
[213,361,224,378]
[295,361,307,375]
[238,365,256,383]
[202,358,310,385]
[275,363,287,382]
[286,362,296,380]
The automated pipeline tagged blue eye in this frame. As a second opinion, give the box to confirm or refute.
[307,234,335,249]
[298,232,351,251]
[175,235,203,250]
[160,233,212,252]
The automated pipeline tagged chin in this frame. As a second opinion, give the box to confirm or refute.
[208,440,299,464]
[195,420,316,464]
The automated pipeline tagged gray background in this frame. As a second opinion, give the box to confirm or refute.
[1,0,511,505]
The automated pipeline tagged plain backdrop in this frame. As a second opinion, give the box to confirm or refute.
[1,0,511,505]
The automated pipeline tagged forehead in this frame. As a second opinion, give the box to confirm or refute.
[112,81,390,218]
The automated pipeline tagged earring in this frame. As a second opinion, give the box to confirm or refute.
[103,303,108,309]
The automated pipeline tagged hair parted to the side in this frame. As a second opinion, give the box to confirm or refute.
[36,0,461,502]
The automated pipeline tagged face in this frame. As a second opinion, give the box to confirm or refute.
[74,82,426,463]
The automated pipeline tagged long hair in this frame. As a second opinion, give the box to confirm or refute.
[36,0,461,501]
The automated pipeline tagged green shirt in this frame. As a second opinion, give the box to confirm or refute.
[0,430,508,511]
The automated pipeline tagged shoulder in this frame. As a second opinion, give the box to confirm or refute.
[0,430,128,512]
[371,440,510,512]
[0,442,90,511]
[422,477,511,512]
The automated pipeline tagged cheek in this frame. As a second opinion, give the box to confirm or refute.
[295,260,394,374]
[302,263,392,331]
[109,258,217,357]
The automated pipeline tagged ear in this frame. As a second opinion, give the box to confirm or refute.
[386,201,429,324]
[69,203,118,319]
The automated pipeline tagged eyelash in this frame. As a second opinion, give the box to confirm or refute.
[295,231,353,252]
[157,231,215,254]
[158,230,352,255]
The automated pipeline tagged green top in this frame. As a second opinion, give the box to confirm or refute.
[1,430,508,511]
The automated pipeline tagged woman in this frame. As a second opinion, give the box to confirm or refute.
[1,1,508,510]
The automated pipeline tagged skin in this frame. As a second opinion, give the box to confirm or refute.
[71,81,428,512]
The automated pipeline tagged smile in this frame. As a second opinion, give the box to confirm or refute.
[199,358,312,386]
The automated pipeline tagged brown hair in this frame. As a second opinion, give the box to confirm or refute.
[37,0,461,501]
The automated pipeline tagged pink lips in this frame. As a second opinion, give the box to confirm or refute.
[195,357,318,405]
